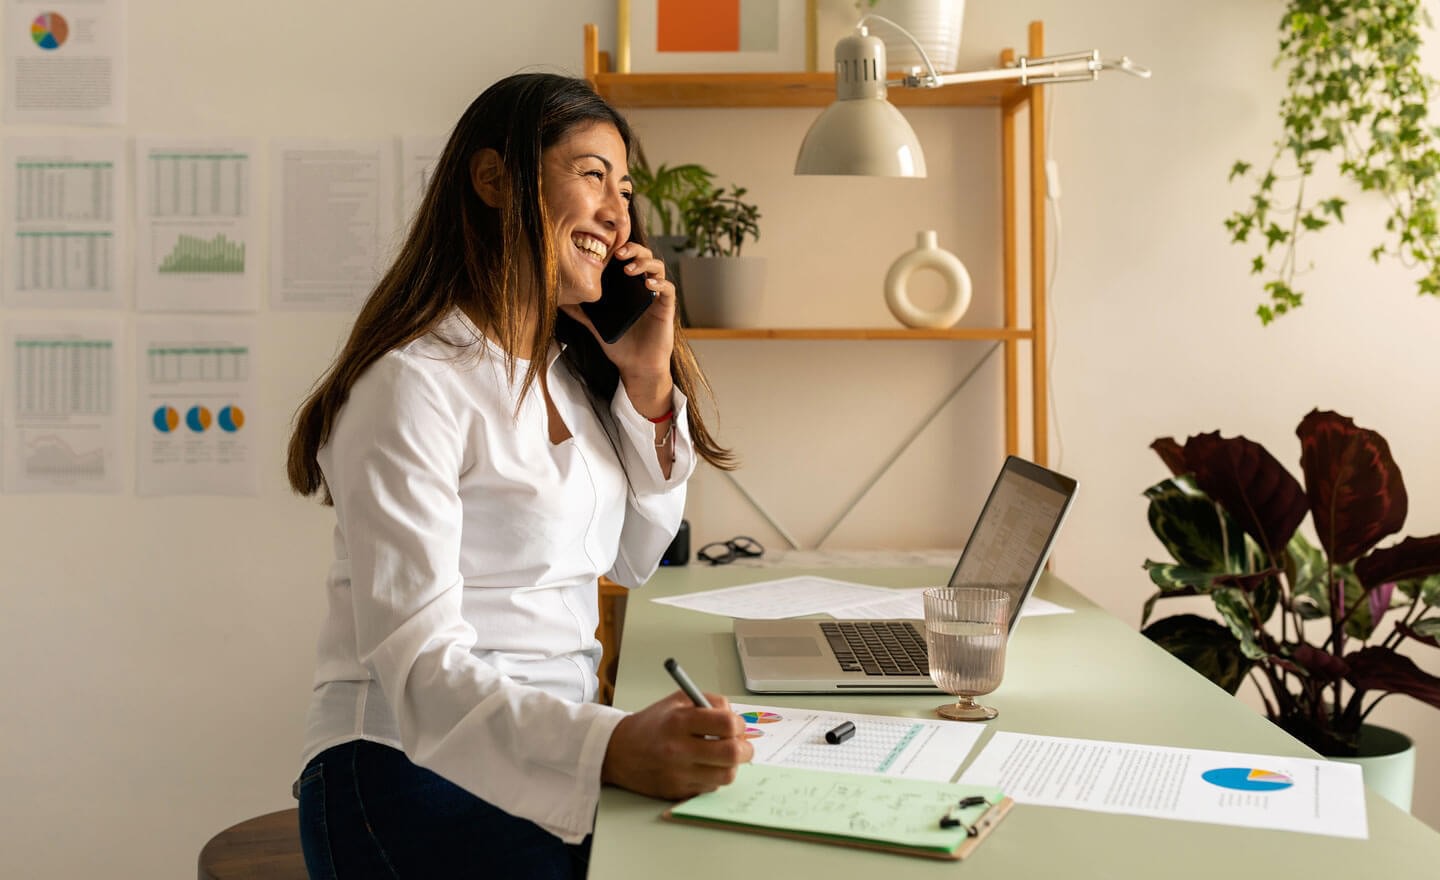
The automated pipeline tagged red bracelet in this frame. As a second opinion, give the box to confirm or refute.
[646,408,675,425]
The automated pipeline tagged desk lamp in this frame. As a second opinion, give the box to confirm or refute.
[796,16,1150,177]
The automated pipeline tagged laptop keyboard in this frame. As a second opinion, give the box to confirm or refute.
[820,621,930,677]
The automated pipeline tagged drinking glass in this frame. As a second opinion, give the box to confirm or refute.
[922,587,1011,721]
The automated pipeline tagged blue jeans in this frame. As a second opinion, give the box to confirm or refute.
[297,740,591,879]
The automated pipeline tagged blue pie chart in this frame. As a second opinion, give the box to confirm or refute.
[152,405,179,433]
[186,405,212,432]
[218,405,245,432]
[1201,767,1294,792]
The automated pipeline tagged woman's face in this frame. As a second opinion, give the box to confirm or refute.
[540,121,633,306]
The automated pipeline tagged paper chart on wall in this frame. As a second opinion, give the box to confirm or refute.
[135,318,258,496]
[2,136,126,308]
[2,317,124,494]
[729,703,984,782]
[3,0,127,125]
[134,137,259,312]
[270,138,397,311]
[958,731,1368,839]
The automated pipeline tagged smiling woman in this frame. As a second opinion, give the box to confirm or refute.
[282,73,747,879]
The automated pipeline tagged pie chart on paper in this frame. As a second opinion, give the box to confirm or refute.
[186,405,213,433]
[1201,767,1295,792]
[31,12,69,50]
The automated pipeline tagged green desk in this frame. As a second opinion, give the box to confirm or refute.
[589,566,1440,878]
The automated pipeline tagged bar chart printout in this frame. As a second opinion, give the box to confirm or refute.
[136,318,259,496]
[3,137,125,308]
[135,139,259,311]
[4,319,124,493]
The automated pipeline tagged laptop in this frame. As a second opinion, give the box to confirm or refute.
[733,456,1078,693]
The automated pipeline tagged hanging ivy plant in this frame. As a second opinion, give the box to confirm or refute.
[1225,0,1440,323]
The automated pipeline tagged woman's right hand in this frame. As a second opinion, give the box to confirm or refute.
[601,691,754,800]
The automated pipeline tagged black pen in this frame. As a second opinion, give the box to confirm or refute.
[663,657,713,708]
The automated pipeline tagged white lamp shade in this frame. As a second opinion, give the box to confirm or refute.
[794,94,928,177]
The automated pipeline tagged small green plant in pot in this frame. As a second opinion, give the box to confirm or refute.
[628,153,716,326]
[1140,410,1440,758]
[677,184,763,327]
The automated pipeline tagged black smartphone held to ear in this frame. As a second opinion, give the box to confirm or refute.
[582,249,656,344]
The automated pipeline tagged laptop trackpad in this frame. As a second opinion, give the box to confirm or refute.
[743,637,822,657]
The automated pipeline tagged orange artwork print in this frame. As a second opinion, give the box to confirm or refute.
[657,0,739,52]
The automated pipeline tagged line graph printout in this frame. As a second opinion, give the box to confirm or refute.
[3,136,125,308]
[3,0,127,125]
[729,703,984,782]
[958,732,1367,839]
[136,318,258,496]
[135,138,259,311]
[271,139,397,311]
[4,318,123,493]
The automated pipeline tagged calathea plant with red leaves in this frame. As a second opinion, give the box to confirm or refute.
[1141,410,1440,756]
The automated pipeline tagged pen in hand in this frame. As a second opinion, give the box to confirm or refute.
[663,657,713,708]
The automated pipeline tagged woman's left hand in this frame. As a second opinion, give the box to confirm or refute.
[562,242,676,417]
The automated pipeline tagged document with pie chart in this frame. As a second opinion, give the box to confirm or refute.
[135,318,257,496]
[958,731,1367,839]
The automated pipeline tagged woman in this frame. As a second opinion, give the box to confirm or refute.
[286,73,752,878]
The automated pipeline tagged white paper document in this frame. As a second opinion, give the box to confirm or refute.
[4,0,127,125]
[3,135,125,308]
[839,587,1073,621]
[135,319,258,496]
[651,576,894,619]
[730,703,983,782]
[135,138,259,312]
[271,139,397,310]
[3,318,123,493]
[652,578,1072,620]
[958,731,1368,839]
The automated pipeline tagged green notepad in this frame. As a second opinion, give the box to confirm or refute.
[663,764,1012,860]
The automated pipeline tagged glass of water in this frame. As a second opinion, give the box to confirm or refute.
[922,587,1011,721]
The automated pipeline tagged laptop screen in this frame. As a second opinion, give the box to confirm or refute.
[946,456,1077,631]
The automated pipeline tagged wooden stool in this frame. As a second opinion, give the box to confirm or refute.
[197,808,306,879]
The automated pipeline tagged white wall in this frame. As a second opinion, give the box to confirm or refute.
[2,1,1437,876]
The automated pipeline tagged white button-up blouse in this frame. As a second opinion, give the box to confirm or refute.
[300,311,694,843]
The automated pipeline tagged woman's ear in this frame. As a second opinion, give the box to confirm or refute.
[470,149,506,207]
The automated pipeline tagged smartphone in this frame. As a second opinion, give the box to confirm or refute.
[582,251,656,344]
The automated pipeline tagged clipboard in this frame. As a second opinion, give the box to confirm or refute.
[661,764,1013,861]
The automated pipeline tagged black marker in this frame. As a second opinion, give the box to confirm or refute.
[663,657,713,708]
[824,720,856,744]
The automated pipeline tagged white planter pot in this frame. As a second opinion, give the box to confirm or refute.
[866,0,966,74]
[1331,724,1415,813]
[677,256,766,328]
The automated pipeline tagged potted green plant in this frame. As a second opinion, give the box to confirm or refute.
[1224,0,1440,323]
[677,183,763,328]
[1140,410,1440,807]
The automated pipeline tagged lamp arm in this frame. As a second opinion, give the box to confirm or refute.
[899,51,1152,89]
[851,13,1151,90]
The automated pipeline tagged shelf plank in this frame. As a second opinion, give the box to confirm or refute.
[681,327,1033,341]
[591,71,1025,109]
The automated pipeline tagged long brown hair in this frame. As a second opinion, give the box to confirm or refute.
[287,73,734,502]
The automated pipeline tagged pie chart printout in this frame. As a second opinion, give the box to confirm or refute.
[31,12,69,50]
[1201,767,1295,792]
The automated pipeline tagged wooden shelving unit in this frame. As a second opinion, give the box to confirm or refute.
[583,22,1054,699]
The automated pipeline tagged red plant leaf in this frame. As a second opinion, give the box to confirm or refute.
[1345,647,1440,711]
[1397,621,1440,649]
[1151,437,1189,477]
[1355,534,1440,588]
[1183,432,1307,561]
[1213,570,1281,592]
[1292,643,1349,682]
[1297,410,1408,565]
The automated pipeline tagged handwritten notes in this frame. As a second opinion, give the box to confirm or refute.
[668,763,1005,854]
